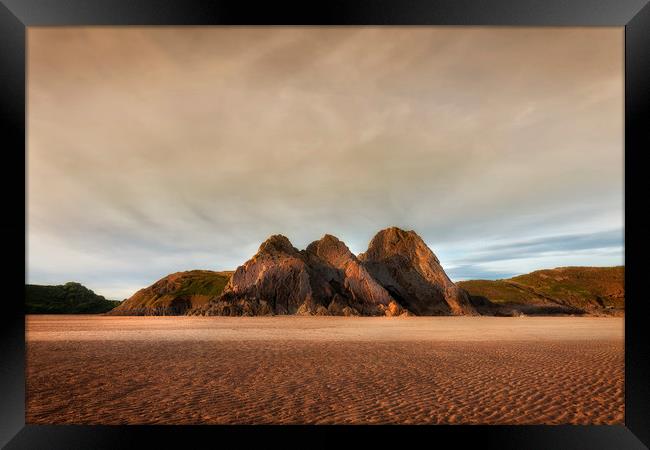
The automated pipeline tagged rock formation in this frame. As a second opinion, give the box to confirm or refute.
[359,227,478,315]
[193,228,470,316]
[193,235,317,316]
[305,234,408,316]
[194,233,404,316]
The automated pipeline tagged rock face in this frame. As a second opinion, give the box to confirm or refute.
[359,227,477,316]
[195,235,316,316]
[304,234,397,315]
[193,228,472,316]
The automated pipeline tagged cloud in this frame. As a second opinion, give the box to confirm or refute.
[442,229,623,281]
[27,27,623,298]
[455,229,623,265]
[446,265,519,282]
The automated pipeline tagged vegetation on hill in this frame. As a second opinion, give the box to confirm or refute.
[26,282,121,314]
[458,266,624,315]
[108,270,233,315]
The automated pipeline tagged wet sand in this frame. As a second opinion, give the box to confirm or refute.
[26,315,624,425]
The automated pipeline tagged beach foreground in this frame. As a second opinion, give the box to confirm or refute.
[26,315,624,425]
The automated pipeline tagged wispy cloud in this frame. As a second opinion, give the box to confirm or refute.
[443,229,623,281]
[27,27,623,298]
[456,229,623,265]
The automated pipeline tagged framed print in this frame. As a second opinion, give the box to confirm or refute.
[1,0,649,448]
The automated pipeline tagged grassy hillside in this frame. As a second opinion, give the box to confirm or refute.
[510,266,624,309]
[458,266,624,314]
[26,282,121,314]
[108,270,233,315]
[458,279,542,305]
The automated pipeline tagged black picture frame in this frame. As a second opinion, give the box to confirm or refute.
[2,1,649,448]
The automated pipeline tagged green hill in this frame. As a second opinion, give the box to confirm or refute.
[26,282,121,314]
[108,270,233,315]
[458,266,624,315]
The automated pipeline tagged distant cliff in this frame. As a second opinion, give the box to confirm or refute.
[26,282,121,314]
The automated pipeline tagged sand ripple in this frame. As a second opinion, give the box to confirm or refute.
[26,317,624,425]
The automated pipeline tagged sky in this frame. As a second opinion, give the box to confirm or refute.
[27,27,624,300]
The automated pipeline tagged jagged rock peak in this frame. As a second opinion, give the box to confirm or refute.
[361,227,439,264]
[359,226,476,316]
[257,234,298,256]
[305,234,355,268]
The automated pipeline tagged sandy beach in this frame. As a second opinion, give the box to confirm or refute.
[26,315,624,425]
